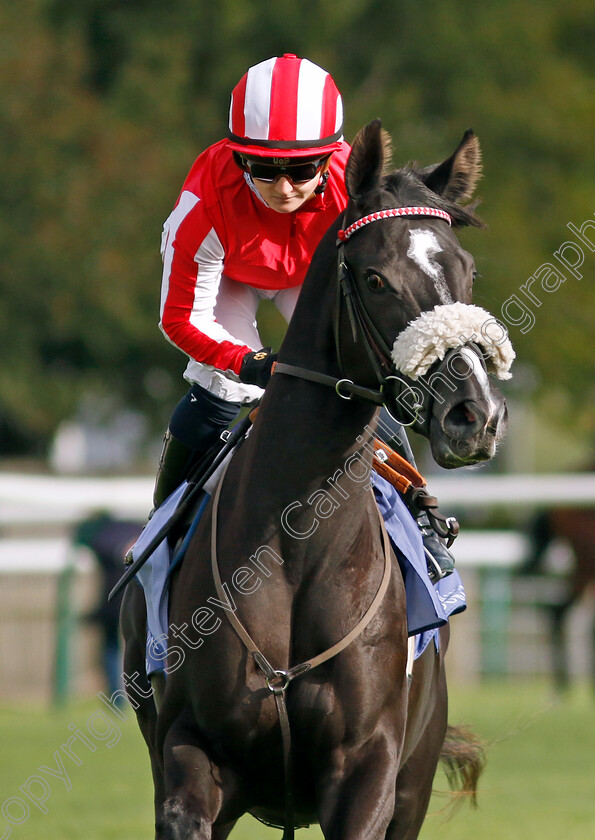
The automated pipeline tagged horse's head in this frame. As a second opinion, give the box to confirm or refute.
[337,120,513,468]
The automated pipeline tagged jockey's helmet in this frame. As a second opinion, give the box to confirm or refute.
[227,54,344,159]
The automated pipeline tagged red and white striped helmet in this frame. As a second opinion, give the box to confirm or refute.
[227,54,344,159]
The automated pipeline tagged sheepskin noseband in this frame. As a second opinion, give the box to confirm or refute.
[391,302,515,380]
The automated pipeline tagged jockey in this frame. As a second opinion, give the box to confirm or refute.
[156,54,348,504]
[155,53,454,577]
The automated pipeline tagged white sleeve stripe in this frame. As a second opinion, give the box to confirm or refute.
[160,204,249,352]
[194,225,225,264]
[188,229,249,347]
[160,190,200,316]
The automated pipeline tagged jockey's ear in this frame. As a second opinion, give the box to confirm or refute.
[345,119,392,205]
[420,129,482,202]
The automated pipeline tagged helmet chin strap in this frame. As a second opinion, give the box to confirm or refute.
[243,172,270,206]
[314,170,329,194]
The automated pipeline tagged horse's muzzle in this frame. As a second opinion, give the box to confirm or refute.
[431,396,508,468]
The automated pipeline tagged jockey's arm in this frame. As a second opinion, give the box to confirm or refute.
[159,189,252,380]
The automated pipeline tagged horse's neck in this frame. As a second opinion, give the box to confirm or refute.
[240,383,378,571]
[254,378,377,479]
[241,250,379,535]
[278,222,342,369]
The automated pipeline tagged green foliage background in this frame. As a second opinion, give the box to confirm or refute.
[1,0,593,457]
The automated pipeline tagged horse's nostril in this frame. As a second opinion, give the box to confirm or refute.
[444,401,486,434]
[464,405,477,425]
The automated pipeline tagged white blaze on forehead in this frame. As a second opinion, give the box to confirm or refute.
[407,229,453,304]
[459,346,490,399]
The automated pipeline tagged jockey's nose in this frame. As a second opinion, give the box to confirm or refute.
[274,176,295,195]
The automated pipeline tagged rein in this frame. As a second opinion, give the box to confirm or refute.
[210,458,392,840]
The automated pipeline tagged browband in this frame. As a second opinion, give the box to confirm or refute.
[337,207,452,243]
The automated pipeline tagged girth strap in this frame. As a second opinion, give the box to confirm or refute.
[210,458,392,839]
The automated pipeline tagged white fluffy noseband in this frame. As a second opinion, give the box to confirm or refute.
[391,302,515,380]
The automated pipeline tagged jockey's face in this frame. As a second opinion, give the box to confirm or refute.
[253,172,321,213]
[251,156,331,214]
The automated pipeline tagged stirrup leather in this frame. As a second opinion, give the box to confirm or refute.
[372,438,458,581]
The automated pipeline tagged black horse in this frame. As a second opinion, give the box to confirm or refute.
[121,120,512,839]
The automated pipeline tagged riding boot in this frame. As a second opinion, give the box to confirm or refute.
[152,429,196,510]
[152,384,242,514]
[417,512,456,581]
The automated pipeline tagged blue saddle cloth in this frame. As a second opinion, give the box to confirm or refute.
[134,473,466,676]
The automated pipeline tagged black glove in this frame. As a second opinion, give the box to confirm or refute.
[239,348,278,388]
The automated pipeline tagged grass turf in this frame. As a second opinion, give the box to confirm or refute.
[1,680,594,839]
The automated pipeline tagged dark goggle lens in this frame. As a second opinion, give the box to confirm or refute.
[242,157,327,183]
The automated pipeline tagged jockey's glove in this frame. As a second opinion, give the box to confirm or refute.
[239,348,278,389]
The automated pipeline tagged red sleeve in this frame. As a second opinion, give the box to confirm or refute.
[159,187,252,376]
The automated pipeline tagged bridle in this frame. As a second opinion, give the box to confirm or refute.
[274,205,456,429]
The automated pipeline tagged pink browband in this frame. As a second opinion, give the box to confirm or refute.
[337,207,452,242]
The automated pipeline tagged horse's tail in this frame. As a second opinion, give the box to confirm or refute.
[439,724,486,810]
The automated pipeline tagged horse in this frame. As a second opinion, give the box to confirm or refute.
[520,497,595,693]
[121,119,512,839]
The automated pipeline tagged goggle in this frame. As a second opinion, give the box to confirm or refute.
[240,155,329,184]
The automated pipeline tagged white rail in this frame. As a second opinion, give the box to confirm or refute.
[1,471,595,527]
[2,470,592,572]
[0,529,532,575]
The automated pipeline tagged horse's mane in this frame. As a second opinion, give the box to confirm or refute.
[383,168,483,229]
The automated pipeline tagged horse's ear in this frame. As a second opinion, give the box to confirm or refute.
[345,119,391,204]
[420,129,482,202]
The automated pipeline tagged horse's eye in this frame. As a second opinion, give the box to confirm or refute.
[366,273,384,292]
